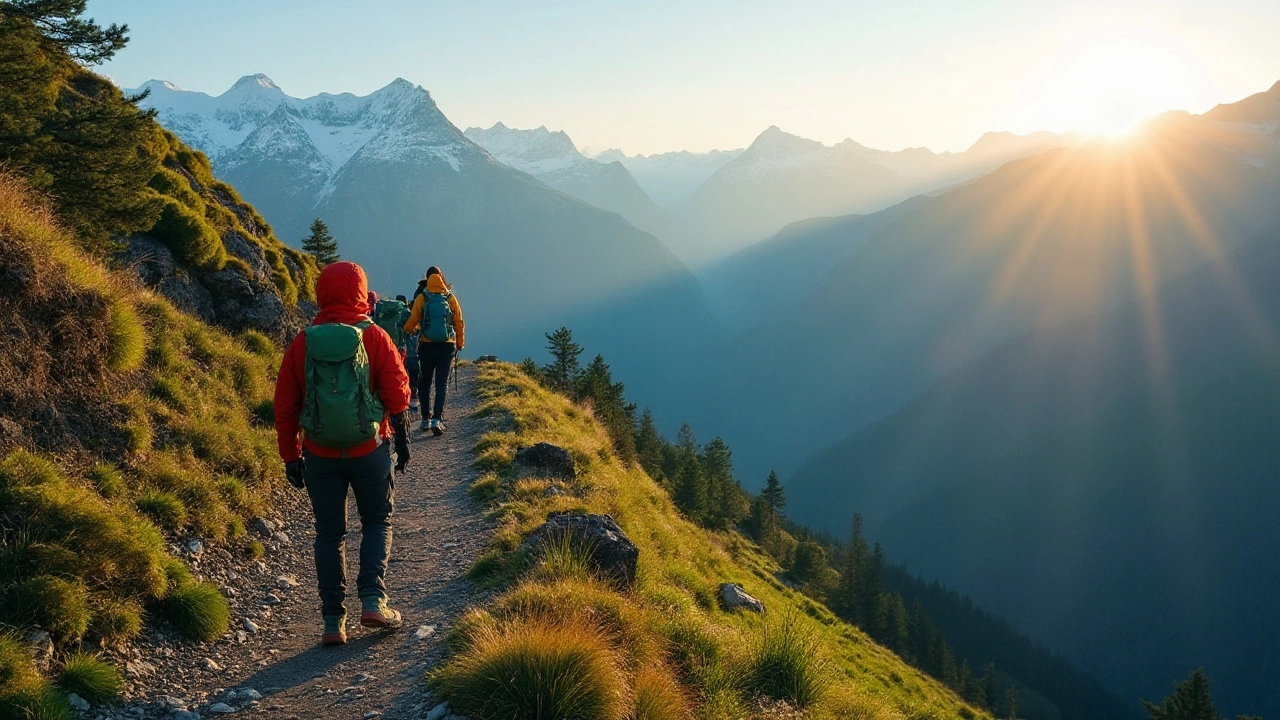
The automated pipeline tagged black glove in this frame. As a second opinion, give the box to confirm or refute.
[285,459,306,489]
[390,412,411,473]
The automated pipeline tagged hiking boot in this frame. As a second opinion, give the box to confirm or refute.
[321,614,347,646]
[418,418,430,432]
[360,596,403,629]
[430,418,444,436]
[409,399,419,412]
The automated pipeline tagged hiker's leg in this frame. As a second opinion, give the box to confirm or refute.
[350,443,395,602]
[406,353,420,400]
[431,344,453,420]
[304,453,349,616]
[417,346,434,415]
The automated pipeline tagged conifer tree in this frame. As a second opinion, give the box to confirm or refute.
[634,408,664,479]
[1143,669,1220,720]
[982,662,999,713]
[3,0,129,63]
[577,354,636,463]
[542,327,583,393]
[790,539,827,584]
[760,470,786,514]
[301,218,340,266]
[672,456,707,520]
[700,437,747,529]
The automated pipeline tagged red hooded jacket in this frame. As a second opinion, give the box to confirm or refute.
[274,262,411,462]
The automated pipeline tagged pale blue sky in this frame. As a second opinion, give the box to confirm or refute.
[90,0,1280,155]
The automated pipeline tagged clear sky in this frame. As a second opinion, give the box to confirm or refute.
[88,0,1280,156]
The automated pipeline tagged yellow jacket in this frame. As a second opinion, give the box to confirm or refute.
[403,274,465,348]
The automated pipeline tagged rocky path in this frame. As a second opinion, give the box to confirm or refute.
[104,367,489,720]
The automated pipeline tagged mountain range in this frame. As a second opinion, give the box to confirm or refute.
[134,75,716,403]
[594,147,743,207]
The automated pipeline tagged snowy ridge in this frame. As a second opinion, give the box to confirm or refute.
[464,123,598,176]
[132,74,472,177]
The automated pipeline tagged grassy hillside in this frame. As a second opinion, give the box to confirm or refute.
[434,362,985,720]
[0,172,285,718]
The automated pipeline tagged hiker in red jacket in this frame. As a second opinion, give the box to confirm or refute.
[274,261,412,645]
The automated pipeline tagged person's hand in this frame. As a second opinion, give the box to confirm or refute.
[390,412,411,473]
[285,459,306,489]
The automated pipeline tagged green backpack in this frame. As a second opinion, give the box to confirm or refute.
[300,322,385,449]
[422,291,455,343]
[373,299,407,347]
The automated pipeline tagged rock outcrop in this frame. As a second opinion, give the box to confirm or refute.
[719,583,766,613]
[513,442,577,481]
[520,512,639,588]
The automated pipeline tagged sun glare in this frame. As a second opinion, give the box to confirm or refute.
[1024,42,1187,138]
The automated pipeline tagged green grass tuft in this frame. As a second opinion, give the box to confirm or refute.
[633,667,691,720]
[243,539,265,560]
[105,299,146,372]
[159,581,229,641]
[87,600,143,646]
[9,576,91,642]
[240,330,276,357]
[85,463,126,499]
[57,653,122,704]
[135,491,187,531]
[435,618,628,720]
[148,195,226,270]
[746,615,831,709]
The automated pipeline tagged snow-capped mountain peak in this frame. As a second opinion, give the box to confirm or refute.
[464,122,591,174]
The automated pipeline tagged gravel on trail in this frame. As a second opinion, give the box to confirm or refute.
[96,367,491,720]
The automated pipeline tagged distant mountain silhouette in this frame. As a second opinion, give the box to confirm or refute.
[672,100,1280,489]
[464,123,668,238]
[786,222,1280,718]
[595,148,743,207]
[669,125,1080,267]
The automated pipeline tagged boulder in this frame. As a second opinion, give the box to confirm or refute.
[514,442,576,480]
[249,516,276,537]
[520,512,639,588]
[27,630,53,673]
[719,583,766,613]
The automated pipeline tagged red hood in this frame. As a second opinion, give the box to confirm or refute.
[313,261,372,325]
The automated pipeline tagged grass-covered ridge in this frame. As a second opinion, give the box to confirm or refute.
[436,362,987,720]
[0,172,287,716]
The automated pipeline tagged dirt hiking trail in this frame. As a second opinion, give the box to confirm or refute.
[115,367,490,720]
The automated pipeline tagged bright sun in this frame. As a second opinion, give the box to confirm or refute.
[1026,42,1185,137]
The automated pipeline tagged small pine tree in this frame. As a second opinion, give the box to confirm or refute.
[3,0,130,63]
[634,408,664,480]
[760,470,787,514]
[982,662,999,713]
[301,218,340,266]
[577,354,636,463]
[672,456,707,521]
[1143,669,1220,720]
[789,539,827,584]
[542,327,583,393]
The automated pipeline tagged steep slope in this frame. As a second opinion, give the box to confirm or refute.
[464,123,668,237]
[698,195,931,327]
[786,222,1280,718]
[595,147,743,207]
[437,362,990,720]
[673,103,1280,484]
[1203,78,1280,123]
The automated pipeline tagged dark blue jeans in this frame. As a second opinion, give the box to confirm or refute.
[303,444,394,616]
[417,341,455,420]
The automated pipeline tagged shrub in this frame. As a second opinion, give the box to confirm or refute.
[9,576,91,642]
[435,618,627,720]
[85,463,126,499]
[135,491,187,531]
[105,300,146,372]
[57,653,122,704]
[148,196,225,270]
[159,581,229,641]
[87,600,143,645]
[746,615,830,709]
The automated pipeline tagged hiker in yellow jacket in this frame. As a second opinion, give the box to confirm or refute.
[403,267,464,435]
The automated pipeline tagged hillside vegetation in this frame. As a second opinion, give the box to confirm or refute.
[0,169,285,718]
[434,361,986,720]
